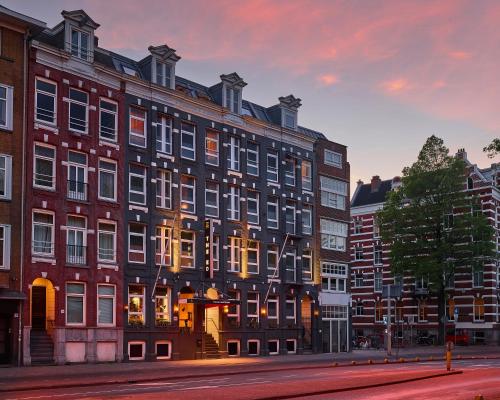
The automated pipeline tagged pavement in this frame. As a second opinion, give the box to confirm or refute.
[1,345,499,393]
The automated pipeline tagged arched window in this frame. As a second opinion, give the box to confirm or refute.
[473,298,484,321]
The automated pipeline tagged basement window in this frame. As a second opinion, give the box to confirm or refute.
[268,339,279,355]
[247,340,260,356]
[286,339,297,354]
[227,340,240,357]
[128,341,145,361]
[155,340,172,360]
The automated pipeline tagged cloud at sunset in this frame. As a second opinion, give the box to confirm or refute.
[317,74,339,87]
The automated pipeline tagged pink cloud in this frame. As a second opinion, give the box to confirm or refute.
[381,78,412,93]
[317,74,339,86]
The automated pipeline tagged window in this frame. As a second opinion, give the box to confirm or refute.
[324,149,342,168]
[0,225,10,270]
[128,341,145,360]
[225,87,240,113]
[66,283,85,325]
[70,28,89,60]
[467,177,474,190]
[247,292,259,323]
[35,78,56,125]
[302,205,312,235]
[98,221,116,263]
[373,244,383,265]
[444,213,454,229]
[129,108,147,147]
[212,235,220,271]
[180,175,196,214]
[415,275,428,291]
[285,249,297,282]
[180,231,195,268]
[267,197,279,229]
[301,160,312,191]
[285,297,296,324]
[284,110,296,129]
[227,136,240,171]
[354,219,363,234]
[301,249,313,281]
[473,265,484,287]
[267,295,279,327]
[355,245,363,260]
[285,158,296,186]
[228,185,240,220]
[374,271,383,292]
[98,159,117,201]
[320,218,347,251]
[0,155,11,200]
[474,298,484,322]
[447,298,455,321]
[227,289,240,327]
[247,340,260,356]
[205,181,219,218]
[128,223,146,263]
[247,190,259,225]
[97,285,115,326]
[128,285,145,325]
[320,176,347,210]
[156,116,172,154]
[181,122,196,160]
[418,300,427,322]
[156,341,172,360]
[0,83,13,130]
[68,88,88,133]
[355,273,364,287]
[321,262,347,292]
[155,60,172,88]
[268,339,279,355]
[155,287,171,325]
[66,216,87,265]
[129,164,146,205]
[267,245,279,278]
[373,217,380,238]
[155,226,172,266]
[375,301,383,322]
[267,151,279,182]
[285,201,296,234]
[156,169,172,209]
[247,142,259,176]
[247,240,259,274]
[99,99,117,142]
[355,301,364,316]
[227,237,242,273]
[322,305,349,319]
[32,211,54,256]
[67,151,88,201]
[33,144,55,190]
[205,130,219,166]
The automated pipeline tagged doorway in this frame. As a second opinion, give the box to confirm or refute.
[301,296,312,350]
[0,317,11,363]
[205,288,220,345]
[32,286,46,330]
[322,319,348,352]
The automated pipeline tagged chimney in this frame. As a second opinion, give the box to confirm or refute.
[456,148,467,160]
[391,176,401,190]
[371,175,381,192]
[357,179,364,187]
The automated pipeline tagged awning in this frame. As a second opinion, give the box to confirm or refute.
[178,298,240,307]
[0,288,26,301]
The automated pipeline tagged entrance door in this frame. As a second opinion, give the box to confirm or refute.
[0,317,10,363]
[301,299,312,350]
[322,319,348,352]
[32,286,46,330]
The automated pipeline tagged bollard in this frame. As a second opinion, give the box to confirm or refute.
[351,361,357,365]
[333,362,338,367]
[446,341,452,371]
[399,358,405,363]
[474,395,484,400]
[368,359,373,364]
[415,357,420,362]
[384,358,389,363]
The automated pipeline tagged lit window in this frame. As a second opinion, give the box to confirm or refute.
[267,151,279,182]
[156,116,172,154]
[32,210,54,256]
[181,122,196,160]
[320,218,347,251]
[205,130,219,166]
[35,78,56,125]
[375,301,383,322]
[324,149,342,168]
[98,159,117,201]
[98,221,116,263]
[301,160,312,191]
[66,282,85,326]
[0,154,12,200]
[247,240,259,274]
[0,84,13,130]
[0,225,11,270]
[247,190,259,225]
[227,237,241,272]
[99,99,117,142]
[128,223,146,263]
[247,142,259,176]
[155,287,171,325]
[97,285,115,326]
[66,215,87,265]
[155,226,171,266]
[418,300,427,322]
[156,169,172,209]
[227,136,240,171]
[129,164,147,205]
[70,28,89,60]
[267,196,279,229]
[68,88,88,133]
[320,176,347,210]
[128,285,145,325]
[227,185,240,221]
[33,143,55,190]
[180,175,196,214]
[129,107,147,147]
[180,231,195,268]
[205,181,219,218]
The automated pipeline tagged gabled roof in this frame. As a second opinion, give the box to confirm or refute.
[148,44,181,63]
[351,179,393,208]
[220,72,247,88]
[279,94,302,110]
[61,9,99,29]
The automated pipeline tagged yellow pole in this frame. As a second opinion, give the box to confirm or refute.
[446,341,452,371]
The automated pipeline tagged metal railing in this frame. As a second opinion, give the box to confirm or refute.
[67,180,88,201]
[32,240,54,256]
[66,244,86,265]
[98,248,116,262]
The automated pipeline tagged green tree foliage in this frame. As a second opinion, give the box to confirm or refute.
[484,138,500,158]
[377,136,495,344]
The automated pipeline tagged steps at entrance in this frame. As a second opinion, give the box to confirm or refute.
[204,333,221,359]
[30,330,54,365]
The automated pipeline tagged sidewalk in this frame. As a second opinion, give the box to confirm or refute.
[1,345,498,393]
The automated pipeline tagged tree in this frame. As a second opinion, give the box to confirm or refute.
[483,138,500,158]
[377,135,495,345]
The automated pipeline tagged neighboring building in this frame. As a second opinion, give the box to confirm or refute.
[0,6,45,365]
[350,150,500,345]
[22,11,125,365]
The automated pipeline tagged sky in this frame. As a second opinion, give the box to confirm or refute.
[5,0,499,188]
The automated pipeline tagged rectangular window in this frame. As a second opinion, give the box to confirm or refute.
[128,285,145,325]
[0,155,11,200]
[128,223,146,263]
[267,295,279,327]
[285,158,296,186]
[180,175,196,214]
[212,235,220,271]
[155,287,171,325]
[66,282,85,325]
[285,249,297,282]
[180,231,195,268]
[285,201,296,234]
[155,61,172,88]
[247,190,259,225]
[67,151,88,201]
[97,285,115,326]
[66,215,87,265]
[156,169,172,209]
[155,226,171,266]
[324,149,342,168]
[98,221,116,263]
[302,249,312,281]
[355,301,364,316]
[227,237,242,272]
[301,160,312,191]
[181,122,196,160]
[227,289,240,327]
[375,301,383,322]
[205,130,219,166]
[99,99,117,142]
[320,218,348,251]
[374,245,383,265]
[35,78,56,125]
[302,204,312,235]
[228,185,240,221]
[354,219,363,234]
[373,217,380,238]
[33,143,55,190]
[205,181,219,218]
[247,292,259,321]
[247,240,259,274]
[355,274,364,287]
[474,298,485,322]
[320,176,347,210]
[247,142,259,176]
[285,297,296,323]
[129,164,146,205]
[267,197,279,229]
[129,107,147,147]
[68,88,88,133]
[98,159,117,201]
[418,300,427,322]
[0,84,12,130]
[284,111,295,129]
[0,225,11,270]
[156,116,172,154]
[267,244,279,278]
[32,211,54,256]
[355,245,363,260]
[227,136,240,171]
[374,271,383,292]
[473,266,484,287]
[70,28,89,60]
[267,151,279,182]
[321,262,347,292]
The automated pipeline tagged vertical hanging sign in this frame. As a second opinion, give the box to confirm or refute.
[204,219,214,279]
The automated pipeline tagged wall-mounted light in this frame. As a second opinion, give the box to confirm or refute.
[260,307,267,316]
[313,309,319,317]
[223,305,229,314]
[124,305,129,311]
[173,304,179,314]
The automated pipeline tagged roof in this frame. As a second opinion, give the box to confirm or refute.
[351,179,393,208]
[0,5,46,32]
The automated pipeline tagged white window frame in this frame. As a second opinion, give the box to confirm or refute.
[68,88,88,134]
[156,116,172,155]
[285,202,296,234]
[212,235,220,271]
[128,223,146,264]
[205,130,219,166]
[247,142,259,176]
[0,225,11,270]
[228,185,240,221]
[324,149,342,168]
[267,151,279,182]
[474,298,485,322]
[247,291,259,321]
[181,122,196,160]
[70,27,90,61]
[355,245,363,260]
[227,340,241,357]
[32,210,54,257]
[285,297,296,324]
[97,220,116,263]
[180,175,196,214]
[129,107,147,148]
[0,154,12,200]
[66,215,87,265]
[268,339,279,355]
[267,244,279,278]
[155,340,172,360]
[321,262,347,293]
[67,150,88,201]
[285,249,297,282]
[98,158,117,202]
[286,338,297,354]
[374,244,383,265]
[97,284,116,327]
[320,218,347,251]
[156,169,172,209]
[205,181,219,218]
[227,236,242,273]
[65,282,86,326]
[180,230,195,268]
[129,164,147,205]
[301,160,312,191]
[155,226,172,266]
[128,341,146,361]
[0,83,13,130]
[247,240,259,275]
[285,158,296,186]
[302,249,312,281]
[99,98,118,142]
[34,78,56,126]
[154,60,173,88]
[33,143,56,190]
[302,204,312,235]
[154,287,171,325]
[267,295,279,325]
[247,339,260,356]
[247,190,259,225]
[320,176,347,210]
[128,285,146,325]
[374,271,383,292]
[267,197,279,229]
[227,136,240,171]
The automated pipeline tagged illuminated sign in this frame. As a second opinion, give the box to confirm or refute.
[204,219,213,279]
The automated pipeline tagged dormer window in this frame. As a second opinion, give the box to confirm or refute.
[148,45,180,90]
[154,60,173,88]
[62,10,99,63]
[70,28,89,60]
[225,86,240,113]
[283,110,296,129]
[219,73,247,115]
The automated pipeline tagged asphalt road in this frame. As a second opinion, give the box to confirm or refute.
[2,359,500,400]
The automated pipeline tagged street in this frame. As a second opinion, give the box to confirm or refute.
[2,359,499,400]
